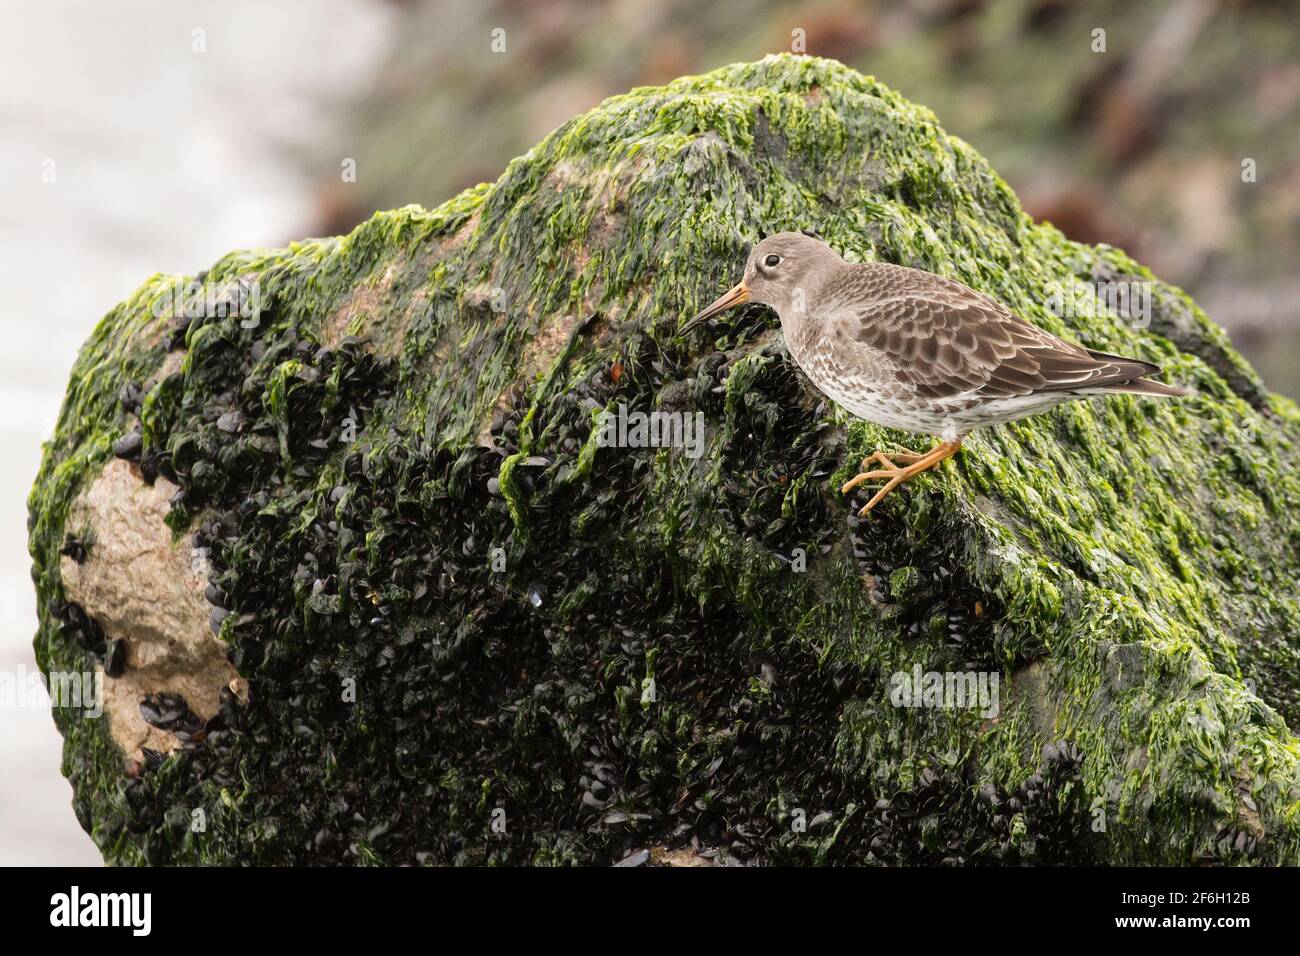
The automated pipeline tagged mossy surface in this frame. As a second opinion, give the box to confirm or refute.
[30,55,1300,865]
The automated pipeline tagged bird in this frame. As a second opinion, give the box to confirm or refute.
[679,232,1185,516]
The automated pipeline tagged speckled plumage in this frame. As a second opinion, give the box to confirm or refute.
[681,232,1185,513]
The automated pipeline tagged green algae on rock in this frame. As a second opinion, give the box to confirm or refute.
[29,54,1300,865]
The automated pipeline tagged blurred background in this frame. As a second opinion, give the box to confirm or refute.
[2,0,1297,864]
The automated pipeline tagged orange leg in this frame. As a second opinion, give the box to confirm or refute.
[840,440,962,516]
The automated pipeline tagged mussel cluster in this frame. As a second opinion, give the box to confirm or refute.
[864,741,1101,864]
[709,341,842,558]
[845,496,1015,674]
[53,600,109,670]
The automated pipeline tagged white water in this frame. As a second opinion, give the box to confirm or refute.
[0,0,396,865]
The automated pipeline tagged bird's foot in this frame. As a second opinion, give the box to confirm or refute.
[840,441,962,516]
[859,448,926,471]
[840,449,925,492]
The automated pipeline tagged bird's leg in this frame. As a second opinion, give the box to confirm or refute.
[840,440,962,516]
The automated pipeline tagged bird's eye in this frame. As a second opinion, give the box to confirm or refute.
[764,254,782,268]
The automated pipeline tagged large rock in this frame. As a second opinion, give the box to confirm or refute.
[29,55,1300,865]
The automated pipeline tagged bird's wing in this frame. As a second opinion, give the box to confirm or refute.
[835,269,1157,401]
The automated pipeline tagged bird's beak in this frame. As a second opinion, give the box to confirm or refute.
[679,281,749,335]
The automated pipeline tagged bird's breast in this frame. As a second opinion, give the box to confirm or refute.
[787,328,896,412]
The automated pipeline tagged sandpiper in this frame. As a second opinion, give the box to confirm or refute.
[680,232,1185,516]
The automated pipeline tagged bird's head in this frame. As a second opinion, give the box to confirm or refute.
[680,232,844,335]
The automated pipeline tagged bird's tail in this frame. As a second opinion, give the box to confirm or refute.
[1082,349,1188,397]
[1104,376,1188,398]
